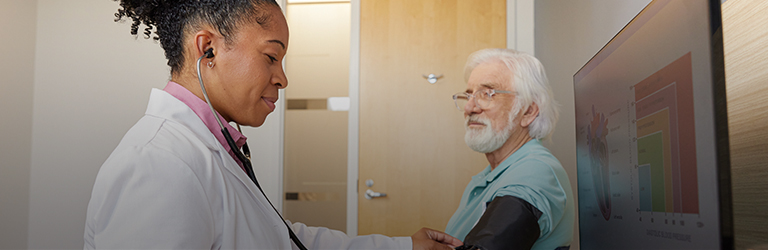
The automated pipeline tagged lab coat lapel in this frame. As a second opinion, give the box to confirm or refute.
[144,88,268,201]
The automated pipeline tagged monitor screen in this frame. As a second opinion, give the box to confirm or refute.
[574,0,732,249]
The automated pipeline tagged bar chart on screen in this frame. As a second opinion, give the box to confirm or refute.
[634,52,699,216]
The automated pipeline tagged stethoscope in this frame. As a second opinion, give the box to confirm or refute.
[197,49,308,250]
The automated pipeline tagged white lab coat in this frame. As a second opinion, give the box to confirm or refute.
[84,89,411,249]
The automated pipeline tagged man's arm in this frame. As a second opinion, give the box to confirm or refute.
[459,195,542,250]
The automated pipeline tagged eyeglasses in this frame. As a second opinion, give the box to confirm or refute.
[452,89,514,111]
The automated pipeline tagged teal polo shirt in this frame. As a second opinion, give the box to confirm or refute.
[445,139,575,250]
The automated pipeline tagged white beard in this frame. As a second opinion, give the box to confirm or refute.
[464,107,519,153]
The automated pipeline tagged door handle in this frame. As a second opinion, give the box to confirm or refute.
[364,189,387,199]
[422,73,444,84]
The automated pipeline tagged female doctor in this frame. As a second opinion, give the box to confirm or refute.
[84,0,461,249]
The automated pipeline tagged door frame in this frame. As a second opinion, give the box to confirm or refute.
[343,0,535,236]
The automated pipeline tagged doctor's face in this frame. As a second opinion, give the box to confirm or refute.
[207,5,289,127]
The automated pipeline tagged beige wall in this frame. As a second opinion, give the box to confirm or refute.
[534,1,652,249]
[0,1,37,249]
[27,1,168,248]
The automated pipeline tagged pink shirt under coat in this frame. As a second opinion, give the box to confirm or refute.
[163,81,247,171]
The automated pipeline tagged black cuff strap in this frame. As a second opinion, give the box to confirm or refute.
[460,195,543,250]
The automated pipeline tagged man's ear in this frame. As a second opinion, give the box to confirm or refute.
[519,102,539,128]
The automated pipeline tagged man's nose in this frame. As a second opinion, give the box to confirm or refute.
[464,97,482,115]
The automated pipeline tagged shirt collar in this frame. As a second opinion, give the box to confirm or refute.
[163,81,248,168]
[472,139,542,185]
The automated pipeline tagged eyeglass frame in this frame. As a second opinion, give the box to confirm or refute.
[452,89,515,111]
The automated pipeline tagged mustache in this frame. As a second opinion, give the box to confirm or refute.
[465,115,490,127]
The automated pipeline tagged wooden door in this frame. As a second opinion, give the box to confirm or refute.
[359,0,506,236]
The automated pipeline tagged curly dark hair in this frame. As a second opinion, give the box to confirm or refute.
[114,0,280,74]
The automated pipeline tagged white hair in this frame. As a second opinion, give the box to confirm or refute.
[464,48,559,140]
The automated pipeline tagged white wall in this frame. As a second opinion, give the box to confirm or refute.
[507,0,535,55]
[28,1,168,248]
[24,0,283,248]
[534,1,651,249]
[0,1,37,249]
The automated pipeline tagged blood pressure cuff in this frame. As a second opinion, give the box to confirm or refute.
[456,195,543,250]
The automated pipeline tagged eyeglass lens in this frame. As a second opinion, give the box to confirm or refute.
[454,95,469,110]
[453,90,494,111]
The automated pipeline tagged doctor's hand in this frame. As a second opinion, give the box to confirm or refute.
[411,227,463,250]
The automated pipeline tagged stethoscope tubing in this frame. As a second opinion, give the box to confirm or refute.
[197,51,228,135]
[196,51,308,250]
[196,51,258,185]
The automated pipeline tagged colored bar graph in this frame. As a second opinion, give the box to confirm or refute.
[634,53,698,214]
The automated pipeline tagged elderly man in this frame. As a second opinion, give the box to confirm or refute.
[446,48,574,250]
